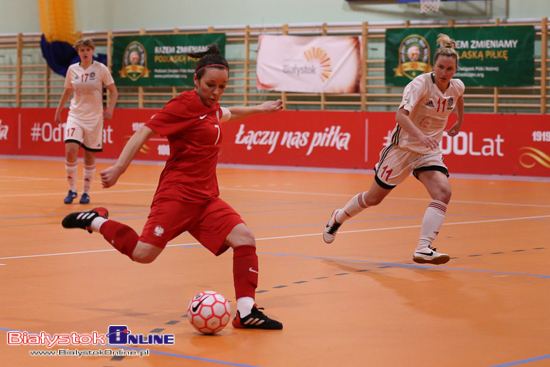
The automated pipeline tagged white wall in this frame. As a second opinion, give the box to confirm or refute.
[1,0,549,35]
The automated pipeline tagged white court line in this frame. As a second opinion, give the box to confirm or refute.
[0,176,52,182]
[1,185,549,209]
[0,244,201,261]
[1,214,549,261]
[223,188,550,208]
[0,189,155,198]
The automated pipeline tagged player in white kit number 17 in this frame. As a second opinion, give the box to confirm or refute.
[55,38,118,205]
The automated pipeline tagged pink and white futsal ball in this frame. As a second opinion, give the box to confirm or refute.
[187,291,231,334]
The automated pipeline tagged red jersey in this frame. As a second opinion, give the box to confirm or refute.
[145,90,226,202]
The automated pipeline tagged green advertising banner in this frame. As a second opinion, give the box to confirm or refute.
[112,34,226,86]
[385,26,534,87]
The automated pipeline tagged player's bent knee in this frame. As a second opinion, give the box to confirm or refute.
[131,242,163,264]
[436,187,452,203]
[365,197,383,206]
[133,253,158,264]
[226,224,256,247]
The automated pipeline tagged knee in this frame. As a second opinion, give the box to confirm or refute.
[361,190,388,207]
[434,188,452,204]
[444,189,452,203]
[133,254,157,264]
[236,229,256,247]
[227,224,256,248]
[131,245,161,264]
[83,155,96,166]
[363,192,384,207]
[364,197,383,207]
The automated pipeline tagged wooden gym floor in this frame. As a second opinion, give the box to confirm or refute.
[1,157,550,367]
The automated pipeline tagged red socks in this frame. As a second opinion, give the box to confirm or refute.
[233,245,258,299]
[99,221,139,260]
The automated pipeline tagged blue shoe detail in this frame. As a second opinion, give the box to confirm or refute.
[64,190,77,204]
[79,193,90,204]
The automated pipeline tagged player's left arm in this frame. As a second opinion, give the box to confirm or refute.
[225,99,283,122]
[103,83,119,120]
[446,94,464,137]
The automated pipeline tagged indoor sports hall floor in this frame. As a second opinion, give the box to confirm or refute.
[1,157,550,367]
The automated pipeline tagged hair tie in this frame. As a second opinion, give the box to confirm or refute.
[195,64,228,74]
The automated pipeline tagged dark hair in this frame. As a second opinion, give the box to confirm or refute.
[187,43,229,80]
[433,33,459,67]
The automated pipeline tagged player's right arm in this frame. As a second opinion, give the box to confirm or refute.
[54,88,73,124]
[395,76,438,150]
[100,126,157,188]
[395,107,439,150]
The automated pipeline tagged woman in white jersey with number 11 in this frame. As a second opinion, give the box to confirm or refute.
[55,38,118,205]
[324,33,465,265]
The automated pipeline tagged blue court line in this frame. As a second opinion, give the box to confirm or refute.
[254,251,550,279]
[0,327,259,366]
[491,354,550,367]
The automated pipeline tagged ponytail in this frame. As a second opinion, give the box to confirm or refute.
[433,33,459,67]
[187,43,229,79]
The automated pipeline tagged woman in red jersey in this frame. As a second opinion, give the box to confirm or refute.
[62,44,283,329]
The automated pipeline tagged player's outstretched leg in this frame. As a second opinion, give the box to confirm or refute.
[232,305,283,330]
[323,209,342,244]
[62,207,109,233]
[413,246,450,265]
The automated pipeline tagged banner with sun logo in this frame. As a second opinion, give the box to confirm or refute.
[256,35,362,93]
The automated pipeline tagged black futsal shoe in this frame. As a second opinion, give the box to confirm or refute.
[62,207,109,233]
[232,305,283,330]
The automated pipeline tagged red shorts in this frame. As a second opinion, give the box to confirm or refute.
[139,197,245,256]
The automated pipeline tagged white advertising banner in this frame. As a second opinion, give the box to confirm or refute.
[256,35,362,93]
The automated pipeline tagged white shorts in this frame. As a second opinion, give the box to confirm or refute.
[374,144,448,189]
[64,116,104,151]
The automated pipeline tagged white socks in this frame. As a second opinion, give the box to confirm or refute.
[336,192,368,223]
[417,200,447,249]
[91,217,108,232]
[237,296,255,318]
[65,161,78,192]
[66,162,96,195]
[83,164,96,194]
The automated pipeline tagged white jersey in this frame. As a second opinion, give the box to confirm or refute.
[392,72,465,154]
[64,61,115,122]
